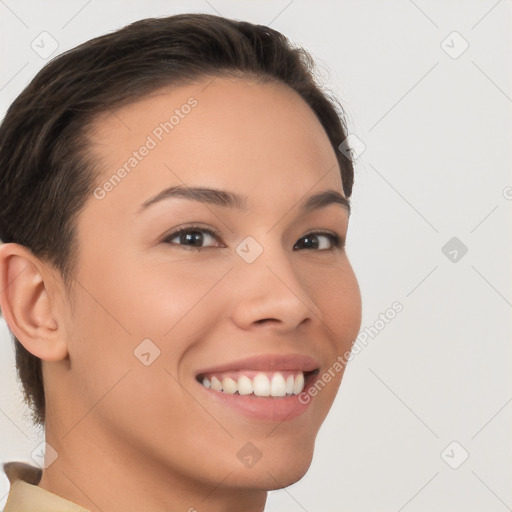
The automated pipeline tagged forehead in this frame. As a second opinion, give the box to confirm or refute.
[86,76,343,215]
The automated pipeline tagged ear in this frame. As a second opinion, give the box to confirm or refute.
[0,243,69,361]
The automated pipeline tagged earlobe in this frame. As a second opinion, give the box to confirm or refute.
[0,243,69,361]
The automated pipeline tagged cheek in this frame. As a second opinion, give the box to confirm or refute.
[122,259,232,340]
[312,262,362,348]
[87,256,236,381]
[78,249,227,336]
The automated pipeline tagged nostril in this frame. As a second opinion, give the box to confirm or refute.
[254,318,278,324]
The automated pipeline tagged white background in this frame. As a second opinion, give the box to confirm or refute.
[1,1,511,511]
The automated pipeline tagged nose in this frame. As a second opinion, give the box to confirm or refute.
[229,239,322,333]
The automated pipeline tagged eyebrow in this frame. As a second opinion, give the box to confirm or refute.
[136,185,351,216]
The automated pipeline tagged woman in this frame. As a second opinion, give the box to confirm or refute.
[0,13,362,512]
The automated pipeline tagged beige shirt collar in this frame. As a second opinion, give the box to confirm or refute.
[3,461,91,511]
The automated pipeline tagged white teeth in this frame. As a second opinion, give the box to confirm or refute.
[237,375,254,395]
[222,377,238,394]
[210,376,223,391]
[201,371,308,396]
[285,374,294,394]
[292,372,305,395]
[270,373,287,397]
[253,373,271,396]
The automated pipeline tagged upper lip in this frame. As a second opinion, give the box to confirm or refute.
[195,353,320,377]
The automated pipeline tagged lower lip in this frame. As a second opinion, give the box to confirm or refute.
[196,375,318,422]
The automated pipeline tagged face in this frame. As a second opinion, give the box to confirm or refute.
[50,76,362,492]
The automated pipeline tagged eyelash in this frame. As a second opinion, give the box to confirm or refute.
[162,224,345,252]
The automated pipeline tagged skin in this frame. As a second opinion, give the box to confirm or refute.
[0,76,362,512]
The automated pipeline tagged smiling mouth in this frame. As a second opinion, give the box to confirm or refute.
[195,369,319,397]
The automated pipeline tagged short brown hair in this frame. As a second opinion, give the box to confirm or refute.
[0,13,354,427]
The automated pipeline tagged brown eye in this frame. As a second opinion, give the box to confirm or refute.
[163,226,223,252]
[294,232,343,251]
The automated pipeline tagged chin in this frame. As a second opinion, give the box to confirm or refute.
[227,439,315,491]
[266,457,313,490]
